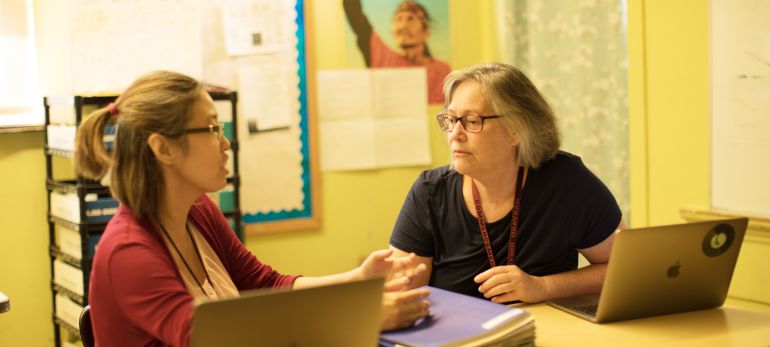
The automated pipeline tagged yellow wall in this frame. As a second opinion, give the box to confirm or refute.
[0,132,54,345]
[628,0,710,227]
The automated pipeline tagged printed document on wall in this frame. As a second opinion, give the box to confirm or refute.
[318,68,430,171]
[222,0,295,56]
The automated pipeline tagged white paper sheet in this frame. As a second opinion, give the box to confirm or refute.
[317,70,373,121]
[372,68,428,119]
[237,64,295,131]
[375,118,431,167]
[222,0,294,56]
[320,120,377,171]
[318,68,431,171]
[238,122,305,212]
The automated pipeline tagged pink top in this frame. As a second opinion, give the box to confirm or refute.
[89,195,298,346]
[370,32,451,104]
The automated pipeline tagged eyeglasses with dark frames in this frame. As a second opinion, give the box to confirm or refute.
[168,123,225,140]
[435,113,501,133]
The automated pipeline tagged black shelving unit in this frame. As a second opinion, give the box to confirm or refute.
[212,91,242,241]
[44,91,241,346]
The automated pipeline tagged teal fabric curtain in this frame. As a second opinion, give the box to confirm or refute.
[497,0,630,222]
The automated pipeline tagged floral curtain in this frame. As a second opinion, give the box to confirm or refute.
[497,0,630,222]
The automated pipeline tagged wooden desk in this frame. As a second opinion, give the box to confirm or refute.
[523,301,770,346]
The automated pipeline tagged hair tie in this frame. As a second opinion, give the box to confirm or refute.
[107,102,118,118]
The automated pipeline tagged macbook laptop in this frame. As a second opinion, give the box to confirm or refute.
[548,217,747,323]
[191,277,384,347]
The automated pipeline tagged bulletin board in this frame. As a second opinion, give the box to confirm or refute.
[244,0,320,233]
[201,0,321,233]
[64,0,320,233]
[710,0,770,217]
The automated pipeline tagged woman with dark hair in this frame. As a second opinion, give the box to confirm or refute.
[343,0,451,103]
[76,71,430,346]
[389,63,626,304]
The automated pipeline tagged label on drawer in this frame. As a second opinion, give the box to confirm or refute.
[46,125,77,151]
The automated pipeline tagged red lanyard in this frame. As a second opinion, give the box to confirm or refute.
[471,166,525,267]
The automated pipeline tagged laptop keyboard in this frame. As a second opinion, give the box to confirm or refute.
[573,304,598,316]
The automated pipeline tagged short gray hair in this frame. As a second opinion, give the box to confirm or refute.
[442,63,561,168]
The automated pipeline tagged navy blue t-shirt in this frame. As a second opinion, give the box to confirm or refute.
[389,151,622,299]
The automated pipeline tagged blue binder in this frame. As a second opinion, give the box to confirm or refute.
[380,286,535,347]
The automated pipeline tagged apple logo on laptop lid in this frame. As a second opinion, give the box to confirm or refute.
[667,261,681,279]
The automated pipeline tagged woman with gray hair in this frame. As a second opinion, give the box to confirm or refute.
[389,62,625,303]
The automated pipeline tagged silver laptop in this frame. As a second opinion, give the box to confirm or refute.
[548,218,747,323]
[191,277,384,347]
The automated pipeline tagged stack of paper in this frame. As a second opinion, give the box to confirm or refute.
[380,286,535,347]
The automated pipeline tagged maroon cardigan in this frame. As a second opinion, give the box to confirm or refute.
[89,195,298,346]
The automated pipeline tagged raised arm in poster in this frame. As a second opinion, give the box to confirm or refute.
[343,0,451,104]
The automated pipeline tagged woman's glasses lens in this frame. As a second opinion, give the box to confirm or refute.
[436,114,486,133]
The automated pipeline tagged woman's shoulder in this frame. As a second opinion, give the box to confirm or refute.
[529,151,597,187]
[409,165,459,196]
[552,150,582,164]
[101,207,156,243]
[536,151,610,192]
[95,207,165,264]
[417,165,457,185]
[539,151,589,173]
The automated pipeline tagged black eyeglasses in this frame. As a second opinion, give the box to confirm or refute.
[435,114,501,133]
[168,123,225,140]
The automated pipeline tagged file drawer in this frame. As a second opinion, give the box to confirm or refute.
[50,191,118,224]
